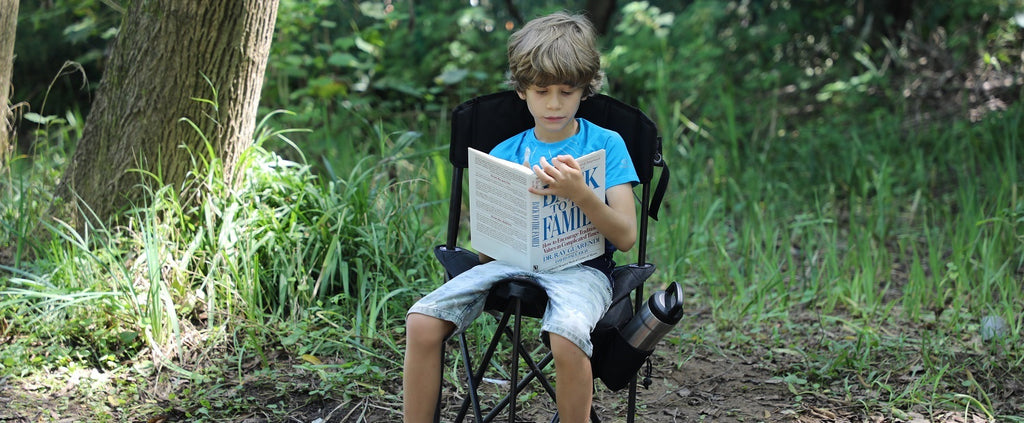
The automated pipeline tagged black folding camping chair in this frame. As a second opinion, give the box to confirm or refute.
[431,90,670,422]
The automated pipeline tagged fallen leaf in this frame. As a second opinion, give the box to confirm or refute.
[300,354,323,365]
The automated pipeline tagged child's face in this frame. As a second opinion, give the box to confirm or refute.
[518,84,584,143]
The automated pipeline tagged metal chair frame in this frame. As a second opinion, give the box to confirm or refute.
[433,91,668,423]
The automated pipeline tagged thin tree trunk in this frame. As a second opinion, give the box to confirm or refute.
[52,0,279,230]
[0,0,17,167]
[585,0,616,35]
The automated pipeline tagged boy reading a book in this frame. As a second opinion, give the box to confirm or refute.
[403,11,639,422]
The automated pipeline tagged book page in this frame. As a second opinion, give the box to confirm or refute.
[468,149,534,266]
[468,147,608,272]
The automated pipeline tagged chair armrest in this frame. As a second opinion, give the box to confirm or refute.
[433,245,481,279]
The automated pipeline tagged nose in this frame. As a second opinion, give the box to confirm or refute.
[545,94,560,110]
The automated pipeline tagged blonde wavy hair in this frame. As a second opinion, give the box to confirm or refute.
[506,12,604,98]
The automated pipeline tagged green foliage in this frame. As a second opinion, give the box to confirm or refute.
[0,109,440,414]
[13,1,119,116]
[262,1,512,171]
[0,109,78,264]
[5,0,1024,420]
[605,2,723,108]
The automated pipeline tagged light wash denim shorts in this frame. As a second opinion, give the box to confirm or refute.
[408,260,612,357]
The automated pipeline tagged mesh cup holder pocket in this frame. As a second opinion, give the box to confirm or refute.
[592,327,654,392]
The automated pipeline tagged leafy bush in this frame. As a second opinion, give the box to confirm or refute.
[0,111,441,377]
[5,1,1023,419]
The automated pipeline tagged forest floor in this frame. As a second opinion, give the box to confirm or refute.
[2,303,1012,423]
[2,25,1021,423]
[1,317,831,423]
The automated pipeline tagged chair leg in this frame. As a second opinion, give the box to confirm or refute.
[627,376,638,423]
[509,298,522,423]
[510,340,557,400]
[456,310,515,423]
[483,352,553,422]
[434,342,445,423]
[590,380,602,423]
[456,333,487,421]
[458,333,484,423]
[455,298,566,423]
[435,392,442,423]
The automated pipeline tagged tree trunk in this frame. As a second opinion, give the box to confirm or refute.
[52,0,279,230]
[0,0,17,167]
[585,0,617,35]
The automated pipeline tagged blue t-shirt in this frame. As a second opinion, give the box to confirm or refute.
[489,118,639,190]
[488,118,639,275]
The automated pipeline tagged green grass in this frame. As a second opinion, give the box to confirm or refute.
[0,110,446,420]
[642,92,1023,419]
[2,88,1022,420]
[5,2,1022,420]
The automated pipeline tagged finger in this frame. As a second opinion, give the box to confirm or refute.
[532,163,552,181]
[540,155,557,174]
[554,155,579,170]
[550,156,567,172]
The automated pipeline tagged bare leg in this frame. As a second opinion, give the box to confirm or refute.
[549,333,592,423]
[403,313,455,423]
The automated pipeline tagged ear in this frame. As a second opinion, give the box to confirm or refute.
[582,88,594,100]
[516,90,526,100]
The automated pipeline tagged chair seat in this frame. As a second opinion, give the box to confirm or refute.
[433,246,550,318]
[485,277,548,318]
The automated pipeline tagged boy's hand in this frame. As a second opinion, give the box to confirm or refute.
[529,154,586,202]
[529,155,637,252]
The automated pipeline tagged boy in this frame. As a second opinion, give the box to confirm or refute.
[403,12,638,423]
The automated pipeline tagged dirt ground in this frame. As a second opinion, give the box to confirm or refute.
[0,308,1003,423]
[0,322,830,423]
[430,345,811,423]
[0,341,999,423]
[272,343,822,423]
[3,296,1014,423]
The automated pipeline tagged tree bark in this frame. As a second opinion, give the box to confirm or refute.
[584,0,617,35]
[0,0,17,167]
[52,0,279,230]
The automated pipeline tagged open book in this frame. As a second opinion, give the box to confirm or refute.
[468,147,606,272]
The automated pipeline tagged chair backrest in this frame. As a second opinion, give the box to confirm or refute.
[445,91,667,263]
[445,91,670,398]
[449,91,662,184]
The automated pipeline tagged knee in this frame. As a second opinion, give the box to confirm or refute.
[548,333,586,362]
[406,313,452,349]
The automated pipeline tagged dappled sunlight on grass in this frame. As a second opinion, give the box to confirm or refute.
[3,1,1024,421]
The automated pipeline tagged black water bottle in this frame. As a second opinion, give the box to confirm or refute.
[621,282,684,351]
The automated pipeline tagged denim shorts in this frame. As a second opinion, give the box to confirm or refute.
[408,260,612,357]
